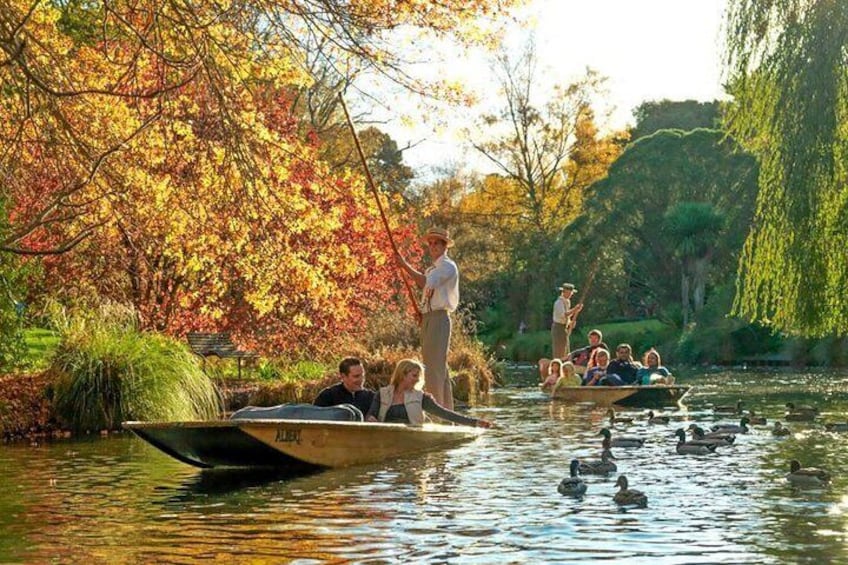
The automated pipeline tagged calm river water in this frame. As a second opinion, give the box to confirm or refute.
[2,369,848,563]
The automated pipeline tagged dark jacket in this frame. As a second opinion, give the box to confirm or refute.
[313,382,375,415]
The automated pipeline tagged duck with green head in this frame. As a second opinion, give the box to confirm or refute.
[687,425,735,447]
[558,459,588,497]
[711,417,750,434]
[674,429,718,455]
[578,448,617,475]
[599,427,644,448]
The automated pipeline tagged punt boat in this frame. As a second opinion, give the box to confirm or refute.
[123,419,483,470]
[550,385,692,407]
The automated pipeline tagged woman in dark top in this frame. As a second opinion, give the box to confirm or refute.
[366,359,493,427]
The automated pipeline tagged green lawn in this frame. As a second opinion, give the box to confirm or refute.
[22,328,60,370]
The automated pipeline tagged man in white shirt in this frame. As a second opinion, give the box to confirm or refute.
[395,227,459,409]
[551,283,582,359]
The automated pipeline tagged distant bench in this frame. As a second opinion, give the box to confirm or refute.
[187,332,258,378]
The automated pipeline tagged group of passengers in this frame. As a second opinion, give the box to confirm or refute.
[314,356,493,428]
[540,329,673,392]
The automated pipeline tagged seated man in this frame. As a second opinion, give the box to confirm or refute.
[313,357,374,415]
[605,343,641,385]
[568,329,609,374]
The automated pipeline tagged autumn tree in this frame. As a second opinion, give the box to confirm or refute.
[725,0,848,335]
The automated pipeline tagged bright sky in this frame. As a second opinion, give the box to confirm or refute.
[373,0,729,179]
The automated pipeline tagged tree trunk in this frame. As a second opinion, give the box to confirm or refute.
[691,256,711,312]
[681,270,690,326]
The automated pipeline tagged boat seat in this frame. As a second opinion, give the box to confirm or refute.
[229,403,364,422]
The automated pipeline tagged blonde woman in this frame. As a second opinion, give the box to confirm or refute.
[366,359,493,427]
[552,361,581,394]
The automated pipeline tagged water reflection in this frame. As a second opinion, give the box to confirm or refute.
[0,369,847,563]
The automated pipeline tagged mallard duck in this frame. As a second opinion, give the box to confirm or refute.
[675,429,718,454]
[825,422,848,432]
[558,459,588,497]
[711,417,750,434]
[786,459,830,488]
[578,448,617,475]
[785,410,816,422]
[613,475,647,507]
[714,400,744,414]
[647,410,670,425]
[785,402,819,415]
[772,422,791,436]
[688,425,735,446]
[606,407,634,424]
[746,410,767,425]
[599,427,645,448]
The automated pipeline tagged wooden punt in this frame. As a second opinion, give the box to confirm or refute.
[550,385,692,408]
[123,419,484,470]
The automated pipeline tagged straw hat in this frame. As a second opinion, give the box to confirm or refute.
[558,283,577,293]
[422,226,454,248]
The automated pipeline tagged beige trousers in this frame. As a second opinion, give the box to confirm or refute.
[551,322,569,360]
[422,310,453,410]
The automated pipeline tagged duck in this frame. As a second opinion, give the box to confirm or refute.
[613,475,648,507]
[675,429,718,454]
[558,459,588,497]
[606,407,634,424]
[688,425,735,446]
[578,448,617,475]
[772,422,791,436]
[599,427,645,448]
[786,459,830,488]
[647,410,670,425]
[746,410,767,425]
[711,417,750,434]
[825,422,848,432]
[785,410,816,422]
[714,400,744,414]
[785,402,819,415]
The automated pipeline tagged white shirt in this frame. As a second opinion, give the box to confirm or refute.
[552,296,571,324]
[423,254,459,312]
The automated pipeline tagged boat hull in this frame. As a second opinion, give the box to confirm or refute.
[123,420,483,469]
[551,385,691,407]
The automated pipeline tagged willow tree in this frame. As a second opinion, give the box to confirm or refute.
[726,0,848,335]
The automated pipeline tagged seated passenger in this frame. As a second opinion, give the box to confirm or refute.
[582,348,611,386]
[568,329,609,374]
[366,359,493,428]
[552,361,581,393]
[636,349,675,385]
[313,357,375,415]
[541,358,563,391]
[606,344,641,385]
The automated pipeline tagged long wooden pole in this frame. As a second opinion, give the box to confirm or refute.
[338,93,422,322]
[567,260,600,335]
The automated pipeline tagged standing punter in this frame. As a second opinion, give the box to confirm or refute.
[551,283,582,359]
[395,227,459,410]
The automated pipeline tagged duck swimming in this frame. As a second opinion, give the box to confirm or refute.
[772,422,791,436]
[688,425,735,446]
[607,408,634,424]
[675,429,718,454]
[785,410,816,422]
[578,448,617,475]
[825,422,848,432]
[599,427,645,448]
[613,475,647,507]
[714,400,744,414]
[746,410,767,425]
[785,402,819,415]
[786,459,830,488]
[647,410,670,425]
[711,417,750,434]
[558,459,588,497]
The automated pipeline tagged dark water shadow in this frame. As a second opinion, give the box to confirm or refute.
[184,466,325,495]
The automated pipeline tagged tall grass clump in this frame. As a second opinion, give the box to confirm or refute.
[50,303,221,432]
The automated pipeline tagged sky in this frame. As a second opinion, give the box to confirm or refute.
[370,0,729,179]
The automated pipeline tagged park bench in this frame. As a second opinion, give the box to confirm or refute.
[187,332,258,378]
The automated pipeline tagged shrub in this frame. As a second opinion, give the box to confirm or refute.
[50,303,221,432]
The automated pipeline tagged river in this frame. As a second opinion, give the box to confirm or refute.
[1,369,847,563]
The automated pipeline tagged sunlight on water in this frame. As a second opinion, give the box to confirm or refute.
[1,369,847,563]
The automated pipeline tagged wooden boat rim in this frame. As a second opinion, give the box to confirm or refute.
[122,419,484,436]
